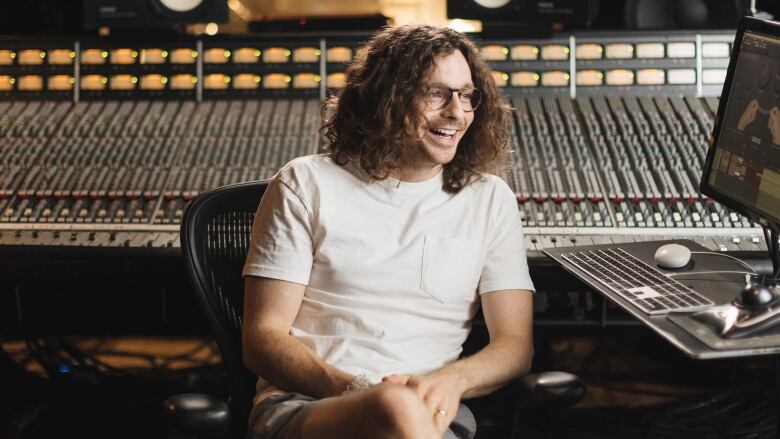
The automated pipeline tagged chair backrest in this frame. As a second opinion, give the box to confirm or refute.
[180,180,269,438]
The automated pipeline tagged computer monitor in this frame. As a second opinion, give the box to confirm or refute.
[701,16,780,281]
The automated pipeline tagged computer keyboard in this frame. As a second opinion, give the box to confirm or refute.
[561,247,714,315]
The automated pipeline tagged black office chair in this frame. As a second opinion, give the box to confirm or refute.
[163,179,584,439]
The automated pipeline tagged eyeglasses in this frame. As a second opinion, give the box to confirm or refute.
[423,85,482,112]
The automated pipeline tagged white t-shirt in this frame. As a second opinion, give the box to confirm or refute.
[242,154,534,400]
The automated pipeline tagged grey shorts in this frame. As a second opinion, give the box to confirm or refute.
[246,392,477,439]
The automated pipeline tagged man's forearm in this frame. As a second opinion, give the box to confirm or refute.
[432,335,532,399]
[244,329,353,399]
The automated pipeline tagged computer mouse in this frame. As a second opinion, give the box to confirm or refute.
[654,243,691,269]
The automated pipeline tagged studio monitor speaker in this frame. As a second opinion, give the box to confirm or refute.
[623,0,747,29]
[83,0,228,29]
[447,0,598,26]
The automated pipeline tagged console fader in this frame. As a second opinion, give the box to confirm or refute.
[0,31,770,259]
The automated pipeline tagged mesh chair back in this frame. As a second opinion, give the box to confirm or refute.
[180,180,269,438]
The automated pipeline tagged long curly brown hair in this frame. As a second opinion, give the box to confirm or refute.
[321,24,511,194]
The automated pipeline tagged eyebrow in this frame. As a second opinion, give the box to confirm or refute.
[428,81,475,89]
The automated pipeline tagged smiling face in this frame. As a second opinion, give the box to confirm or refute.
[398,50,475,181]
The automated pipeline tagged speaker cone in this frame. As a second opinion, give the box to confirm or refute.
[158,0,205,13]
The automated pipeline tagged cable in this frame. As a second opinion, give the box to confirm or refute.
[690,251,759,273]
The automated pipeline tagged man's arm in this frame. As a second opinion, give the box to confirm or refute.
[383,288,533,431]
[242,276,354,399]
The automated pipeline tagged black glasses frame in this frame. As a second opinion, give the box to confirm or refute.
[424,85,483,112]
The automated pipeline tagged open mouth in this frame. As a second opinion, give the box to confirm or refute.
[428,127,457,139]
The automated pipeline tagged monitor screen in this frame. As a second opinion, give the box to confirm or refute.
[702,18,780,227]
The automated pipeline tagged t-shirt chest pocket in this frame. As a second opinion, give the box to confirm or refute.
[420,234,483,303]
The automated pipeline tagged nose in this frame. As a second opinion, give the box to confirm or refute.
[440,92,466,118]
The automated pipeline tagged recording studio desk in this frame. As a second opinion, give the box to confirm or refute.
[545,239,780,359]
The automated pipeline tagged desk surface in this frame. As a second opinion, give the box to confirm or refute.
[545,239,780,359]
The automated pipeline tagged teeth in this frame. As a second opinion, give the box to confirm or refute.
[431,128,456,136]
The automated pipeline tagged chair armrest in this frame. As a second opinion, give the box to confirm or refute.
[514,371,585,408]
[162,393,230,437]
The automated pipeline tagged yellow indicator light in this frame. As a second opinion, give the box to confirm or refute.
[576,44,603,60]
[224,76,231,83]
[490,71,508,87]
[69,77,75,84]
[576,70,603,86]
[131,76,138,84]
[81,75,106,90]
[9,78,16,84]
[81,49,106,64]
[101,77,108,84]
[0,50,14,65]
[224,50,231,58]
[255,49,261,56]
[263,73,290,89]
[204,48,229,63]
[511,45,538,60]
[140,49,166,64]
[140,74,166,90]
[605,69,634,85]
[162,50,169,57]
[110,74,135,90]
[0,76,14,91]
[255,76,261,83]
[10,52,16,59]
[263,47,290,63]
[170,74,196,90]
[204,74,229,89]
[48,49,73,64]
[171,49,195,64]
[48,75,73,90]
[19,50,44,65]
[233,48,259,63]
[39,51,46,58]
[293,47,319,63]
[541,45,569,60]
[480,45,508,61]
[111,49,136,64]
[191,51,197,58]
[541,71,569,86]
[101,51,108,58]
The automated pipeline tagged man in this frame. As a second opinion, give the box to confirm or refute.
[242,24,535,439]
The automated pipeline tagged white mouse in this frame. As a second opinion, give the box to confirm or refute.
[654,243,692,269]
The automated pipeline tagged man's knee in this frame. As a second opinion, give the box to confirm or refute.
[367,384,430,435]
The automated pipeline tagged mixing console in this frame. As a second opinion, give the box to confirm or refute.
[0,31,770,257]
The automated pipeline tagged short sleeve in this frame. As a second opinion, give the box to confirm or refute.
[242,177,314,285]
[478,181,535,294]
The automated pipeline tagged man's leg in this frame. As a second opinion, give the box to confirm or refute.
[302,383,440,439]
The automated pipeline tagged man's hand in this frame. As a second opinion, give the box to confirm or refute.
[382,372,467,433]
[769,106,780,145]
[738,99,759,131]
